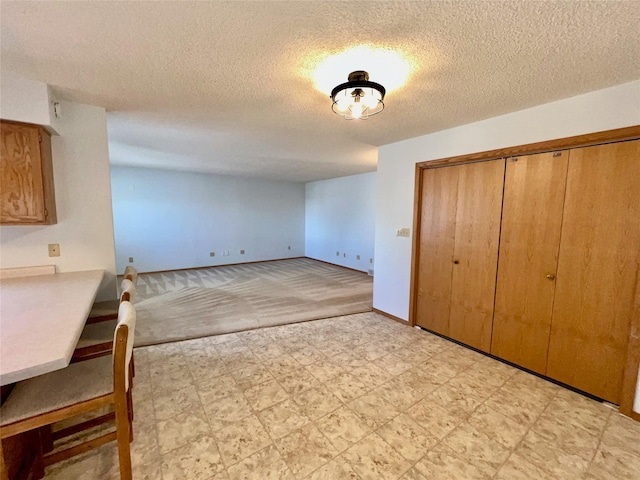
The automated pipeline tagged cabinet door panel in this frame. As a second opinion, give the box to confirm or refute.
[449,159,505,352]
[491,152,568,373]
[0,123,45,223]
[415,167,458,335]
[547,140,640,403]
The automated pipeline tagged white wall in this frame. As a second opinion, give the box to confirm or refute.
[305,172,376,273]
[110,166,305,272]
[0,101,118,301]
[374,79,640,320]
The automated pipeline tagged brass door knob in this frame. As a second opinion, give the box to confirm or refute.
[546,274,555,280]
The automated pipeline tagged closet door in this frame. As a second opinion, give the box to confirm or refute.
[546,140,640,403]
[449,159,505,352]
[415,166,459,335]
[491,152,569,374]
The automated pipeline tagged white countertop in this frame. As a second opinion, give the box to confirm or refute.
[0,269,105,385]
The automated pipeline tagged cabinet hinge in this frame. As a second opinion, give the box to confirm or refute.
[44,208,48,217]
[38,134,42,142]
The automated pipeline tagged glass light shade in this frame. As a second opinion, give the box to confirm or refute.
[330,71,385,120]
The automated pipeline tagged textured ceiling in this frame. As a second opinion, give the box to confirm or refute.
[1,1,638,182]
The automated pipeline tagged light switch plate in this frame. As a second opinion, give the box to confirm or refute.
[396,228,411,237]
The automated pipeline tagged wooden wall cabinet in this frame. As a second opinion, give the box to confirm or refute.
[1,120,57,225]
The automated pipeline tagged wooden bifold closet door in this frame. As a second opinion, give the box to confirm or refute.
[415,159,505,352]
[491,151,569,374]
[545,140,640,404]
[415,136,639,406]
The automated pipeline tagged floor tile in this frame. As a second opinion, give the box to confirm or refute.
[227,444,295,480]
[413,445,490,480]
[258,398,309,439]
[305,360,345,383]
[376,413,438,462]
[342,432,411,480]
[349,362,393,389]
[315,406,372,452]
[276,367,320,395]
[276,423,338,478]
[214,414,273,466]
[262,354,302,377]
[324,372,369,403]
[196,373,242,403]
[373,353,413,376]
[244,377,290,411]
[305,456,361,480]
[374,376,423,411]
[153,383,202,421]
[515,430,590,479]
[203,391,254,431]
[440,422,511,477]
[585,443,640,480]
[407,398,466,440]
[348,391,400,429]
[495,451,561,480]
[395,367,443,396]
[483,385,548,426]
[156,408,212,454]
[467,404,529,449]
[600,412,640,457]
[293,384,343,420]
[230,364,275,390]
[161,434,224,480]
[400,467,428,480]
[531,410,601,460]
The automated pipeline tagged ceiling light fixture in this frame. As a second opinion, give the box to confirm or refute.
[330,70,385,120]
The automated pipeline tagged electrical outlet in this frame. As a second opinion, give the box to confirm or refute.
[210,252,215,257]
[128,257,134,263]
[343,253,346,257]
[370,258,373,264]
[356,255,360,260]
[336,251,340,256]
[288,245,291,250]
[48,244,60,257]
[240,250,245,254]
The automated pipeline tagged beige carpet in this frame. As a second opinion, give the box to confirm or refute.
[133,258,373,346]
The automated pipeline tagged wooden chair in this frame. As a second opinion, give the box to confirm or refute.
[72,278,136,363]
[87,266,138,322]
[0,301,136,480]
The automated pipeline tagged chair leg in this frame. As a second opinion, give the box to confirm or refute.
[0,440,9,480]
[31,431,45,480]
[39,426,54,453]
[115,399,133,480]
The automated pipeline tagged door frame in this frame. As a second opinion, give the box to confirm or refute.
[408,125,640,417]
